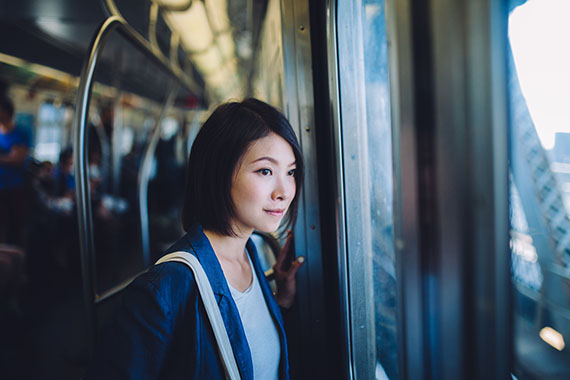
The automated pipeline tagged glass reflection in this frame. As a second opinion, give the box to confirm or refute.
[87,97,146,292]
[338,0,397,377]
[362,2,397,379]
[148,115,187,261]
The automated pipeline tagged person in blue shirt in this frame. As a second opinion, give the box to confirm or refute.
[0,96,30,247]
[85,98,305,380]
[53,146,75,199]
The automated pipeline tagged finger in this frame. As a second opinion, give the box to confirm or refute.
[286,256,304,279]
[274,231,294,268]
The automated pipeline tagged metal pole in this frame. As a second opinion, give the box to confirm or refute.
[74,14,197,351]
[73,15,124,355]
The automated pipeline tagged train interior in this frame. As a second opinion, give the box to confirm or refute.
[1,0,570,379]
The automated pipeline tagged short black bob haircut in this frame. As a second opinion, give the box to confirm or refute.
[181,98,304,237]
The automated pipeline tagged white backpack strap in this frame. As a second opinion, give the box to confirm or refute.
[156,251,241,380]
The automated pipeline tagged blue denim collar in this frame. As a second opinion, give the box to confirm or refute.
[183,223,253,380]
[181,223,289,380]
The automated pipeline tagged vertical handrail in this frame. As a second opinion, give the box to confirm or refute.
[74,14,199,351]
[138,83,180,268]
[73,15,124,355]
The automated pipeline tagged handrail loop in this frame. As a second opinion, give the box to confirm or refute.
[170,31,182,70]
[148,1,161,56]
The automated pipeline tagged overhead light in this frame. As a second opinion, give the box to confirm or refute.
[165,1,214,52]
[204,60,237,87]
[192,46,223,75]
[162,0,241,101]
[539,326,565,351]
[217,31,235,61]
[204,0,230,33]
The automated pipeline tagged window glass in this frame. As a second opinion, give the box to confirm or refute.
[147,113,187,259]
[34,102,65,162]
[337,0,397,378]
[364,3,397,379]
[508,0,570,378]
[86,31,178,292]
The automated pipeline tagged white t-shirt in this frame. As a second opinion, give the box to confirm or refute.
[229,254,281,380]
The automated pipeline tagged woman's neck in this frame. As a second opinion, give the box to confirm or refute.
[203,229,250,263]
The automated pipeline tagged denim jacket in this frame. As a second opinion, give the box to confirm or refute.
[84,223,289,380]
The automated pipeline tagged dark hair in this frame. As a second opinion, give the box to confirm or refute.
[0,96,14,120]
[182,98,304,236]
[59,146,73,166]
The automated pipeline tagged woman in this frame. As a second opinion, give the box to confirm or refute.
[85,98,304,380]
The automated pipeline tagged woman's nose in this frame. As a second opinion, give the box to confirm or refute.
[272,175,294,201]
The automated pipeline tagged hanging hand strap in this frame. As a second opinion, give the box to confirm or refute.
[156,251,241,380]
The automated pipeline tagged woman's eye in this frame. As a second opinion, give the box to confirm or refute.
[258,168,272,176]
[288,169,296,177]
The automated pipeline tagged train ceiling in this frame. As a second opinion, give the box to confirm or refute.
[0,0,267,105]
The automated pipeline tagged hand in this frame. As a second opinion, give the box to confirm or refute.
[273,231,304,309]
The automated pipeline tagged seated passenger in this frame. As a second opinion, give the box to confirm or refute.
[51,147,75,214]
[53,147,75,198]
[84,98,305,380]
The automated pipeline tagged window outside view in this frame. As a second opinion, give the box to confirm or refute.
[508,0,570,378]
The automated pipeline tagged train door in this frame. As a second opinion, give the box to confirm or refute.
[304,0,513,379]
[302,0,570,379]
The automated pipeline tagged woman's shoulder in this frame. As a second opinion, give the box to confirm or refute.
[134,233,198,298]
[126,261,198,317]
[142,260,196,287]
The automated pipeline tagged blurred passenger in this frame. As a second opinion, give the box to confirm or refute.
[53,147,75,206]
[29,160,55,212]
[87,102,114,194]
[85,99,305,380]
[27,151,79,288]
[0,96,31,247]
[35,160,55,194]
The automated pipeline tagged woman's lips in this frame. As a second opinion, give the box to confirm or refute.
[264,209,285,216]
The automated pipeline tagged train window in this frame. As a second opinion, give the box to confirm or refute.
[508,0,570,378]
[336,0,397,379]
[35,102,68,162]
[147,113,187,258]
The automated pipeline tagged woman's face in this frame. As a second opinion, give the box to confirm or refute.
[230,132,297,236]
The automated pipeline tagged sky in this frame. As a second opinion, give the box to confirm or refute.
[509,0,570,150]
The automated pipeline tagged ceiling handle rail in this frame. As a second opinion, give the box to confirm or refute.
[170,31,182,70]
[103,0,200,94]
[148,1,162,56]
[138,82,180,269]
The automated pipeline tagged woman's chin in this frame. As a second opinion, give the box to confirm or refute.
[256,222,282,234]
